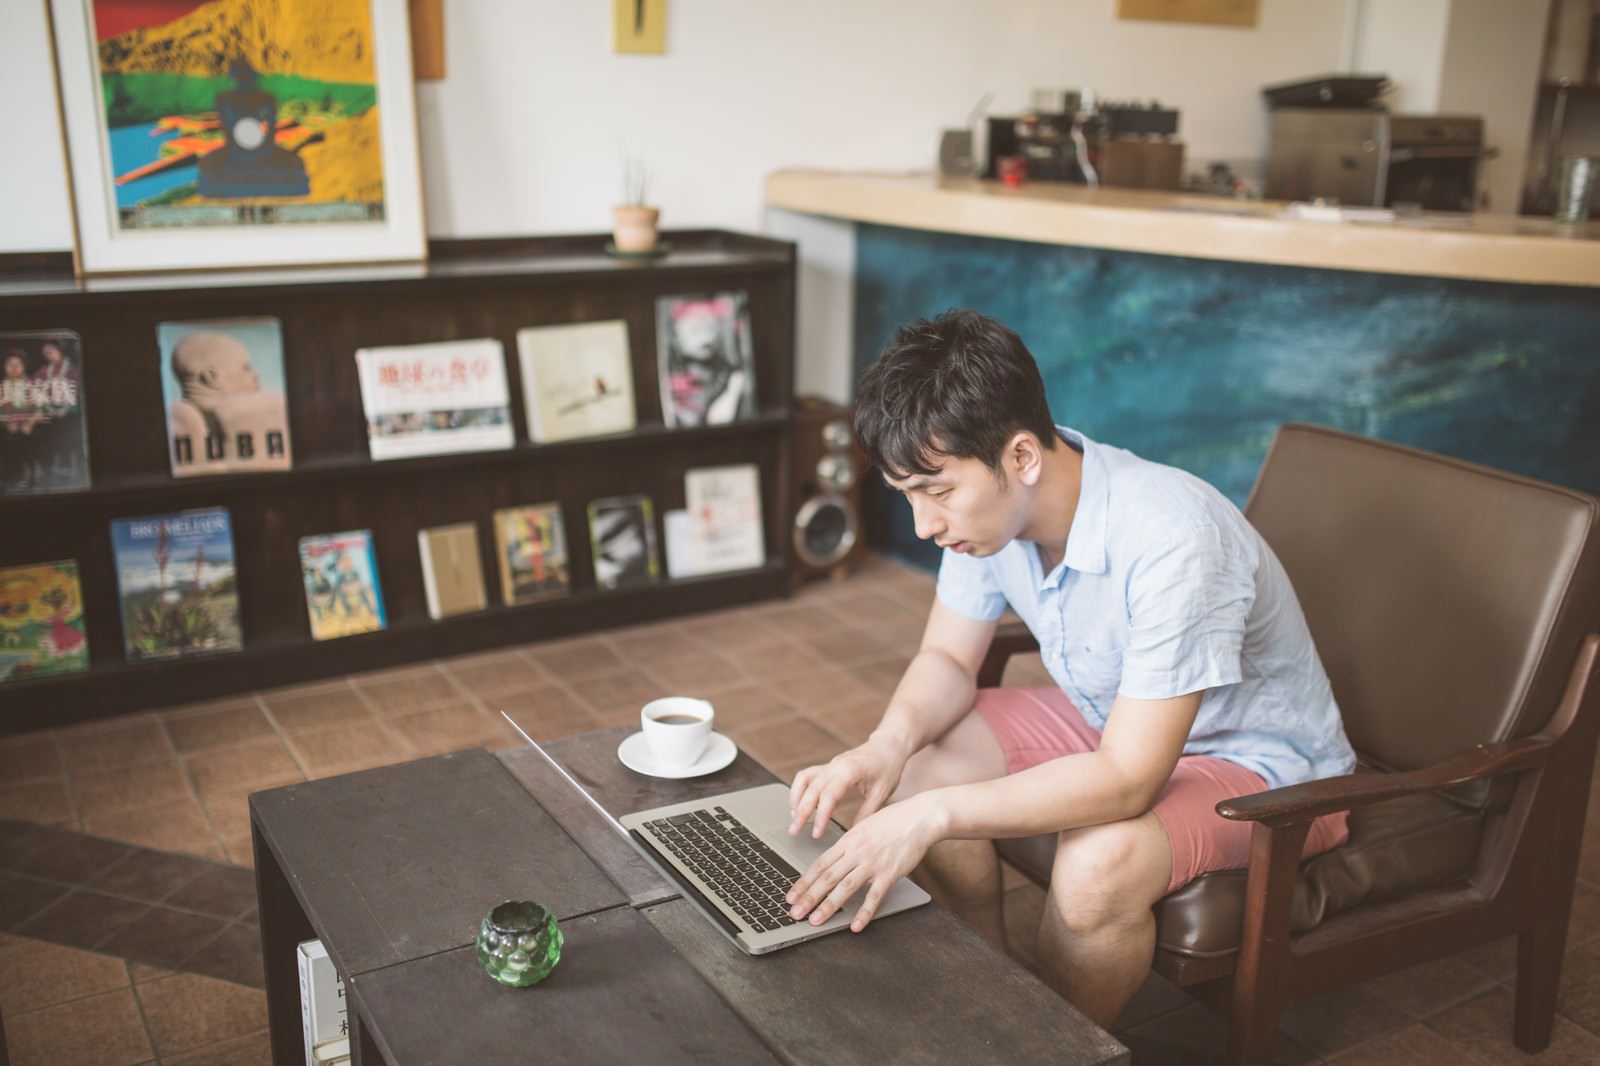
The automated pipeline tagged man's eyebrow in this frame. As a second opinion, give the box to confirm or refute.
[883,474,943,492]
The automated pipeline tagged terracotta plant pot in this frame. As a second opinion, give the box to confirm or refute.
[612,205,660,252]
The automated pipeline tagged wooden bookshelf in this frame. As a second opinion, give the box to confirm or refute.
[0,231,797,733]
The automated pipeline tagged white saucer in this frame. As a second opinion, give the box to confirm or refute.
[617,730,738,779]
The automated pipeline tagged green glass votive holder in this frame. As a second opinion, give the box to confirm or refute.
[476,900,563,987]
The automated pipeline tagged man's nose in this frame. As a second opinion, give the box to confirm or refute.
[910,498,943,541]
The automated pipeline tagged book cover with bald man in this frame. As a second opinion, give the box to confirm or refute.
[158,317,293,477]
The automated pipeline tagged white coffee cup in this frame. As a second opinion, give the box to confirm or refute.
[640,696,714,770]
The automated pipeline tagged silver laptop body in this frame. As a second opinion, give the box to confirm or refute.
[505,713,931,955]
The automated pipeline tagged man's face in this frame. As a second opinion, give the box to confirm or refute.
[884,454,1026,558]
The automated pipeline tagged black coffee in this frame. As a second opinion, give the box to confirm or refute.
[653,713,703,724]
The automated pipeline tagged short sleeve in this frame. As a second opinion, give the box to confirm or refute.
[935,547,1008,622]
[1117,526,1254,701]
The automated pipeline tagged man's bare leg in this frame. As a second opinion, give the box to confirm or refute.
[1036,812,1173,1028]
[891,710,1009,948]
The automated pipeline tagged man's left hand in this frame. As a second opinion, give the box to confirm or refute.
[785,795,943,932]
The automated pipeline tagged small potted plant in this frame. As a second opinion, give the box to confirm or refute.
[611,158,660,254]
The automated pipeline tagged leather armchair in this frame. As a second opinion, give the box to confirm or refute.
[983,423,1600,1064]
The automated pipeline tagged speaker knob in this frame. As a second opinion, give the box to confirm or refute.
[815,453,856,492]
[820,418,853,451]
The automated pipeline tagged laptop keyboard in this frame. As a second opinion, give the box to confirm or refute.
[643,806,806,933]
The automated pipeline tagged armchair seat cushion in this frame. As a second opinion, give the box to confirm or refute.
[996,791,1484,959]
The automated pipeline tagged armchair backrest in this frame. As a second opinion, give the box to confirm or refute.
[1244,424,1600,806]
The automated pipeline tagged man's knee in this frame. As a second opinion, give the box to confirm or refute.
[1046,817,1171,935]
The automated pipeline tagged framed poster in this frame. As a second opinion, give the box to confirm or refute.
[47,0,426,275]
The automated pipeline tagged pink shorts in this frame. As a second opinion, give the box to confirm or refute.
[974,687,1349,894]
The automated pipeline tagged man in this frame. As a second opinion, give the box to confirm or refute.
[784,309,1355,1027]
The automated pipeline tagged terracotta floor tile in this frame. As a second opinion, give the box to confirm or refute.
[164,702,275,754]
[99,907,228,972]
[54,715,173,776]
[638,648,744,695]
[1353,952,1500,1020]
[808,696,889,747]
[161,1028,272,1065]
[732,639,830,681]
[795,624,901,667]
[0,778,74,823]
[199,790,255,841]
[607,621,706,663]
[1279,980,1413,1058]
[260,684,375,733]
[70,758,191,818]
[165,865,257,921]
[89,849,214,905]
[1556,945,1600,1036]
[726,715,846,770]
[184,736,304,797]
[286,721,408,778]
[2,985,153,1065]
[0,873,71,931]
[757,602,841,640]
[565,667,668,715]
[220,833,257,869]
[135,971,268,1057]
[1,823,131,883]
[498,696,599,743]
[0,735,61,784]
[351,665,464,716]
[386,701,505,759]
[682,608,786,650]
[438,650,550,699]
[14,889,150,953]
[0,936,129,1015]
[1325,1023,1477,1065]
[524,636,624,680]
[83,795,220,859]
[1425,986,1600,1064]
[182,921,264,989]
[699,682,799,728]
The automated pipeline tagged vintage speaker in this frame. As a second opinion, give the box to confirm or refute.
[790,396,868,582]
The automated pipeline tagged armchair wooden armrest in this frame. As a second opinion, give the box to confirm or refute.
[977,621,1040,688]
[1216,736,1553,828]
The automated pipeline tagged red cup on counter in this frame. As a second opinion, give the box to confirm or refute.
[997,155,1028,186]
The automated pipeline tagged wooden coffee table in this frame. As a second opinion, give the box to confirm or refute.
[251,728,1129,1064]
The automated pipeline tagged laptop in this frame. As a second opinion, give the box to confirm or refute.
[502,712,931,954]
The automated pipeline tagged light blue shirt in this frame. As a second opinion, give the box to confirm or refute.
[937,427,1355,790]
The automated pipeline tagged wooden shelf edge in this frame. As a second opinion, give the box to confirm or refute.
[1,563,791,734]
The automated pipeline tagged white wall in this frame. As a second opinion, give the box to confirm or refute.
[5,0,1356,252]
[1436,0,1548,214]
[1353,0,1453,112]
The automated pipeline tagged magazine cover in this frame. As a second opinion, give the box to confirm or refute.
[299,530,387,640]
[1,330,89,495]
[516,320,636,443]
[0,560,89,684]
[684,463,766,575]
[417,522,487,620]
[655,292,756,428]
[491,503,571,605]
[111,507,241,663]
[354,339,514,460]
[587,494,660,591]
[157,318,292,477]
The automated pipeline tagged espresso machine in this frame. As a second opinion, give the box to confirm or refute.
[983,91,1185,190]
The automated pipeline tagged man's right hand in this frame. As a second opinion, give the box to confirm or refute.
[787,735,909,839]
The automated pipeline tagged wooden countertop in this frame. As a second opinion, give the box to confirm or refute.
[766,170,1600,288]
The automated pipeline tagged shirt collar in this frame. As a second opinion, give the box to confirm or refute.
[1056,426,1108,578]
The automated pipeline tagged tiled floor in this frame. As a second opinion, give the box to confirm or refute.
[1,553,1597,1064]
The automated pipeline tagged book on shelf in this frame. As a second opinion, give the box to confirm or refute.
[1,329,89,495]
[110,508,241,663]
[656,291,756,428]
[0,560,89,684]
[157,317,293,477]
[354,338,514,460]
[299,530,387,640]
[683,463,766,575]
[297,939,348,1066]
[418,522,488,619]
[516,320,636,443]
[587,494,660,590]
[491,503,571,605]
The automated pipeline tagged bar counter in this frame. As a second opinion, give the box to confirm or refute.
[766,170,1600,288]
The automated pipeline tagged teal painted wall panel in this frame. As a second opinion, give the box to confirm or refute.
[852,225,1600,570]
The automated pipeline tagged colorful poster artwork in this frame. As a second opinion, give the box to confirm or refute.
[299,530,387,639]
[90,0,386,231]
[0,561,90,684]
[157,317,293,476]
[110,507,242,662]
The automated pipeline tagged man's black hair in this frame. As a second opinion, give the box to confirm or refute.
[854,309,1056,478]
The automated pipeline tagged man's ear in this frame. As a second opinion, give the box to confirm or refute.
[198,367,221,388]
[1008,432,1045,487]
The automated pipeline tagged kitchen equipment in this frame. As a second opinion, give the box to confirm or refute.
[984,99,1184,190]
[1261,74,1390,109]
[1264,109,1494,212]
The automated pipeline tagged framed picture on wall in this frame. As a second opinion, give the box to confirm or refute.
[46,0,426,275]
